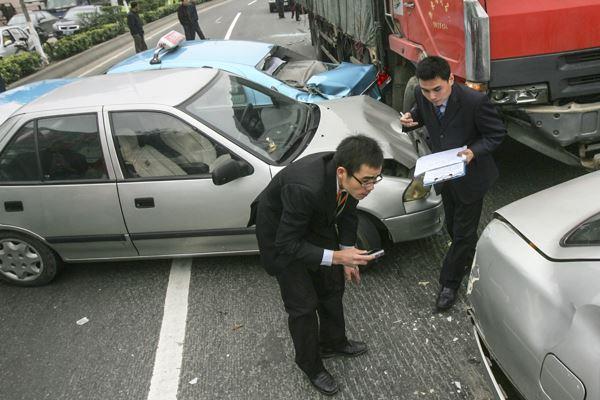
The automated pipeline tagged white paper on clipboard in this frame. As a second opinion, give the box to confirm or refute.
[414,146,467,186]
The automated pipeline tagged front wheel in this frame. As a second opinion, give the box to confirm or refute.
[0,231,60,286]
[356,212,382,252]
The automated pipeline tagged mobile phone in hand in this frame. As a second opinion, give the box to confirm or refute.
[365,249,385,259]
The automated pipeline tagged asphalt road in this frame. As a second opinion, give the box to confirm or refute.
[0,1,589,399]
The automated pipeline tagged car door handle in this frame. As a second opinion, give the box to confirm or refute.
[4,201,23,212]
[404,1,415,8]
[134,197,155,208]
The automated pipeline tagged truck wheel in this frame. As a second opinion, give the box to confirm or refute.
[0,231,60,286]
[403,75,419,113]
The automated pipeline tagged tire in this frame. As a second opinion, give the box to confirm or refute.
[356,213,383,270]
[0,231,60,286]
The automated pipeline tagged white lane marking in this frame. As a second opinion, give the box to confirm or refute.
[77,0,234,77]
[224,12,241,40]
[215,16,223,23]
[248,0,257,5]
[146,258,192,400]
[269,32,310,38]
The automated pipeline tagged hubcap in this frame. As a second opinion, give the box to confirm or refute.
[0,238,43,282]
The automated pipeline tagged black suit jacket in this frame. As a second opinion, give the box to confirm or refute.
[410,83,506,204]
[248,152,358,276]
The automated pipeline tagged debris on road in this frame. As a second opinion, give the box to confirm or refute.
[189,377,198,385]
[76,317,89,326]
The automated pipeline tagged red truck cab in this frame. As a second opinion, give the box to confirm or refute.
[389,0,600,167]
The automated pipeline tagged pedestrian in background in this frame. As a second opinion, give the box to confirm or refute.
[276,0,284,18]
[400,56,506,311]
[290,0,300,21]
[127,1,147,53]
[187,0,206,39]
[178,0,192,39]
[248,135,382,396]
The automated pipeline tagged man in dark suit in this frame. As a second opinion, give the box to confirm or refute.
[400,56,506,311]
[127,2,147,53]
[248,135,383,395]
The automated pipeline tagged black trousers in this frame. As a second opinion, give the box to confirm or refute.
[276,264,347,377]
[276,0,284,17]
[183,22,205,40]
[440,185,483,290]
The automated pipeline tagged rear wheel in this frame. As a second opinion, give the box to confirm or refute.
[0,231,60,286]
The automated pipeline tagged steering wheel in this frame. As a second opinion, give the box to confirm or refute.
[240,103,264,139]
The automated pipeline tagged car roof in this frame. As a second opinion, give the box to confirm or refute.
[109,40,274,73]
[1,68,219,118]
[497,170,600,260]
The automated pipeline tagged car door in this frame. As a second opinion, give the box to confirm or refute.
[104,105,271,257]
[0,109,137,261]
[9,27,32,51]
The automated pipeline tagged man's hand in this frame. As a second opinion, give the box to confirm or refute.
[344,265,360,284]
[332,247,374,266]
[457,148,475,164]
[400,112,419,128]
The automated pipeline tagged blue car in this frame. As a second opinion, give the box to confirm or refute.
[107,39,384,103]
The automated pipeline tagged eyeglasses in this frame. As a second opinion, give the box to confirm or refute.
[351,173,383,188]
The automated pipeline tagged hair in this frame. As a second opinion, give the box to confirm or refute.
[415,56,451,81]
[334,134,383,176]
[130,1,138,8]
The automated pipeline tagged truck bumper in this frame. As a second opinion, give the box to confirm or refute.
[382,201,444,243]
[522,101,600,147]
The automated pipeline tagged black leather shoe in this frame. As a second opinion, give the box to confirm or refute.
[309,370,339,396]
[436,286,457,311]
[320,339,368,359]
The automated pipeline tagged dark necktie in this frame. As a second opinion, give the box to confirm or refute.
[336,191,348,217]
[435,105,444,120]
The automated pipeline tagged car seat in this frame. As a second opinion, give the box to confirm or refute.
[116,132,187,177]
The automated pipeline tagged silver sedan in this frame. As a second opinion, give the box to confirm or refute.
[0,68,442,286]
[468,171,600,400]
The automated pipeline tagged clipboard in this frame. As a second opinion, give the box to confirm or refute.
[414,146,467,186]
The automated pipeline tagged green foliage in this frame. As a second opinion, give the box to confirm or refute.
[79,6,127,31]
[44,23,125,61]
[140,3,179,23]
[0,52,42,85]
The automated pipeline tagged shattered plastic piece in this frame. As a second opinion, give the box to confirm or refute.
[418,281,430,286]
[429,389,435,393]
[425,338,429,344]
[454,381,462,390]
[393,319,402,324]
[446,316,453,322]
[453,337,458,342]
[232,324,244,331]
[76,317,89,326]
[189,377,198,385]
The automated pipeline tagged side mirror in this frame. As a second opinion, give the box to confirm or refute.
[211,159,253,185]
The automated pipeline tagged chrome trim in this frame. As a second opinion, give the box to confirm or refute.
[463,0,490,82]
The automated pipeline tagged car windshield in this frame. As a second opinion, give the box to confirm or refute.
[47,0,78,8]
[181,72,311,163]
[8,15,25,24]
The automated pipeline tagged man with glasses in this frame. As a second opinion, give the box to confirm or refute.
[248,135,383,396]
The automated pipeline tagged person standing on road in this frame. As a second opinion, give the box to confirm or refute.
[400,56,506,311]
[127,1,147,53]
[290,0,300,21]
[187,0,206,40]
[248,135,382,396]
[177,0,192,40]
[276,0,285,18]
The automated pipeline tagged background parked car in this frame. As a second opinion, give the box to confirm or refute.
[268,0,290,12]
[8,11,58,43]
[0,26,33,58]
[0,68,442,286]
[108,38,386,102]
[468,171,600,400]
[53,5,102,37]
[46,0,88,18]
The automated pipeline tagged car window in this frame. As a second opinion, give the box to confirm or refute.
[564,213,600,246]
[9,28,26,41]
[0,122,39,182]
[8,15,25,25]
[2,29,14,46]
[110,111,233,179]
[181,72,310,163]
[37,114,108,181]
